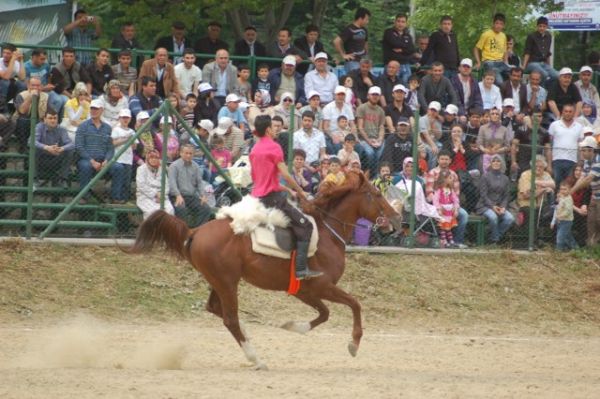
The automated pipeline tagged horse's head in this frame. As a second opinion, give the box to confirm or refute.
[350,171,403,232]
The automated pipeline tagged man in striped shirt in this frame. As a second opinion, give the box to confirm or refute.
[571,138,600,246]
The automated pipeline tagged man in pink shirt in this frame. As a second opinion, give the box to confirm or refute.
[250,115,322,279]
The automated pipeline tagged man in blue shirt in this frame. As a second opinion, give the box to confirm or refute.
[25,48,66,116]
[217,93,248,131]
[35,109,74,187]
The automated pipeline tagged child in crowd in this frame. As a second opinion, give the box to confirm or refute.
[234,64,252,102]
[372,162,393,195]
[406,75,420,113]
[251,63,271,104]
[289,149,313,197]
[154,116,180,163]
[110,108,136,204]
[310,158,330,193]
[432,170,459,248]
[320,157,345,192]
[210,135,232,178]
[178,93,197,136]
[341,75,356,107]
[551,182,578,251]
[332,114,352,146]
[337,134,361,169]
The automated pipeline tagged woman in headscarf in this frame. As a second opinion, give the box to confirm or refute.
[577,100,600,134]
[394,157,439,219]
[476,107,510,172]
[247,89,274,132]
[61,82,90,141]
[135,149,175,219]
[100,79,129,128]
[476,154,515,244]
[273,91,301,131]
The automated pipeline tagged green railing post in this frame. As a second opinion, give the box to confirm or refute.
[287,109,295,171]
[160,106,170,211]
[25,95,39,239]
[168,103,242,200]
[38,104,166,239]
[528,117,539,251]
[408,110,420,247]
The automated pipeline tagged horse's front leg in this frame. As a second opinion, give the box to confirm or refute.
[321,284,363,357]
[215,285,268,370]
[281,293,330,334]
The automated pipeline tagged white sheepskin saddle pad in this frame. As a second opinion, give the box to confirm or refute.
[216,195,318,259]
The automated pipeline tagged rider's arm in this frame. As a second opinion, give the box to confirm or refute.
[277,162,307,200]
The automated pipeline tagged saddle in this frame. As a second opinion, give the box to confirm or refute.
[216,195,319,259]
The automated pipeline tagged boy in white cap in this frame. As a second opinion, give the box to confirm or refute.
[110,108,136,203]
[356,85,386,174]
[214,116,244,161]
[217,93,248,131]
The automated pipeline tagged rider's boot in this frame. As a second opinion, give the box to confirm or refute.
[295,241,323,280]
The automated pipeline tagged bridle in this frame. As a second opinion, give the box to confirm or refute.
[315,189,391,246]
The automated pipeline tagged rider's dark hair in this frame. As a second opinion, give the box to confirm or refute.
[254,115,272,137]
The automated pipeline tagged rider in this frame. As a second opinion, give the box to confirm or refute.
[250,115,323,280]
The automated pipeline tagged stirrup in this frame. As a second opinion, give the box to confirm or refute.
[296,269,323,280]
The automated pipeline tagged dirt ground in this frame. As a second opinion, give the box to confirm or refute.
[1,316,599,399]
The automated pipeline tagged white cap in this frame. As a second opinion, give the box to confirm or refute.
[397,116,410,126]
[445,104,458,115]
[90,98,103,109]
[582,126,594,136]
[334,85,346,95]
[225,93,240,103]
[198,82,215,93]
[392,84,408,94]
[282,55,296,66]
[307,90,320,99]
[579,136,598,149]
[502,98,515,108]
[137,111,150,120]
[214,116,234,135]
[559,67,573,75]
[580,65,593,74]
[368,86,382,96]
[314,52,328,60]
[160,116,172,124]
[239,101,249,111]
[118,108,131,118]
[198,119,214,131]
[428,101,441,112]
[460,58,473,67]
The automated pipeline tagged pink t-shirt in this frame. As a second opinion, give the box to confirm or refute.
[210,147,232,173]
[250,136,283,197]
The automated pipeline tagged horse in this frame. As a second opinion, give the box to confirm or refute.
[128,171,402,370]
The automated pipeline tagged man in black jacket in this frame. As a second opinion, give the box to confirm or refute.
[421,15,460,78]
[294,24,327,75]
[194,21,229,68]
[154,21,191,65]
[233,26,266,61]
[382,13,416,85]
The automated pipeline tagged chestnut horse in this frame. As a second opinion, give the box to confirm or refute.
[129,171,401,369]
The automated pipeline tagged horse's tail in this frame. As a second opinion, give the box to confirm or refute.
[128,210,191,260]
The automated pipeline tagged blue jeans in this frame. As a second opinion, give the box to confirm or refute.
[454,207,468,244]
[325,135,342,156]
[110,162,132,201]
[77,159,126,201]
[443,69,458,80]
[344,61,360,74]
[525,62,559,82]
[399,64,412,85]
[552,159,575,187]
[172,194,213,228]
[556,220,577,251]
[482,208,515,242]
[483,61,510,85]
[0,78,26,98]
[48,92,68,117]
[360,140,385,175]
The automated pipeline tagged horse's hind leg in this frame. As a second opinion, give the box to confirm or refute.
[216,286,268,370]
[321,284,363,357]
[281,293,330,334]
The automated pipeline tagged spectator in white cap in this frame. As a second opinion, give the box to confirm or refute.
[195,82,219,125]
[110,107,136,203]
[273,91,301,131]
[214,116,244,161]
[575,65,600,109]
[217,93,248,131]
[500,67,528,115]
[356,85,386,174]
[417,61,459,111]
[304,51,337,104]
[419,100,444,168]
[450,58,483,120]
[299,90,324,130]
[441,104,461,143]
[267,54,306,106]
[294,24,327,74]
[579,135,598,175]
[570,136,600,246]
[547,67,583,120]
[377,60,401,107]
[322,85,357,153]
[384,83,413,133]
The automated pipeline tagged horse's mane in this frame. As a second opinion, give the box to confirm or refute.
[311,171,365,211]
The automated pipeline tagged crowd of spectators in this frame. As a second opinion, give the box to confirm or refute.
[0,7,599,248]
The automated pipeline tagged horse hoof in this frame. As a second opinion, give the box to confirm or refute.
[254,363,269,371]
[280,321,311,334]
[347,342,359,357]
